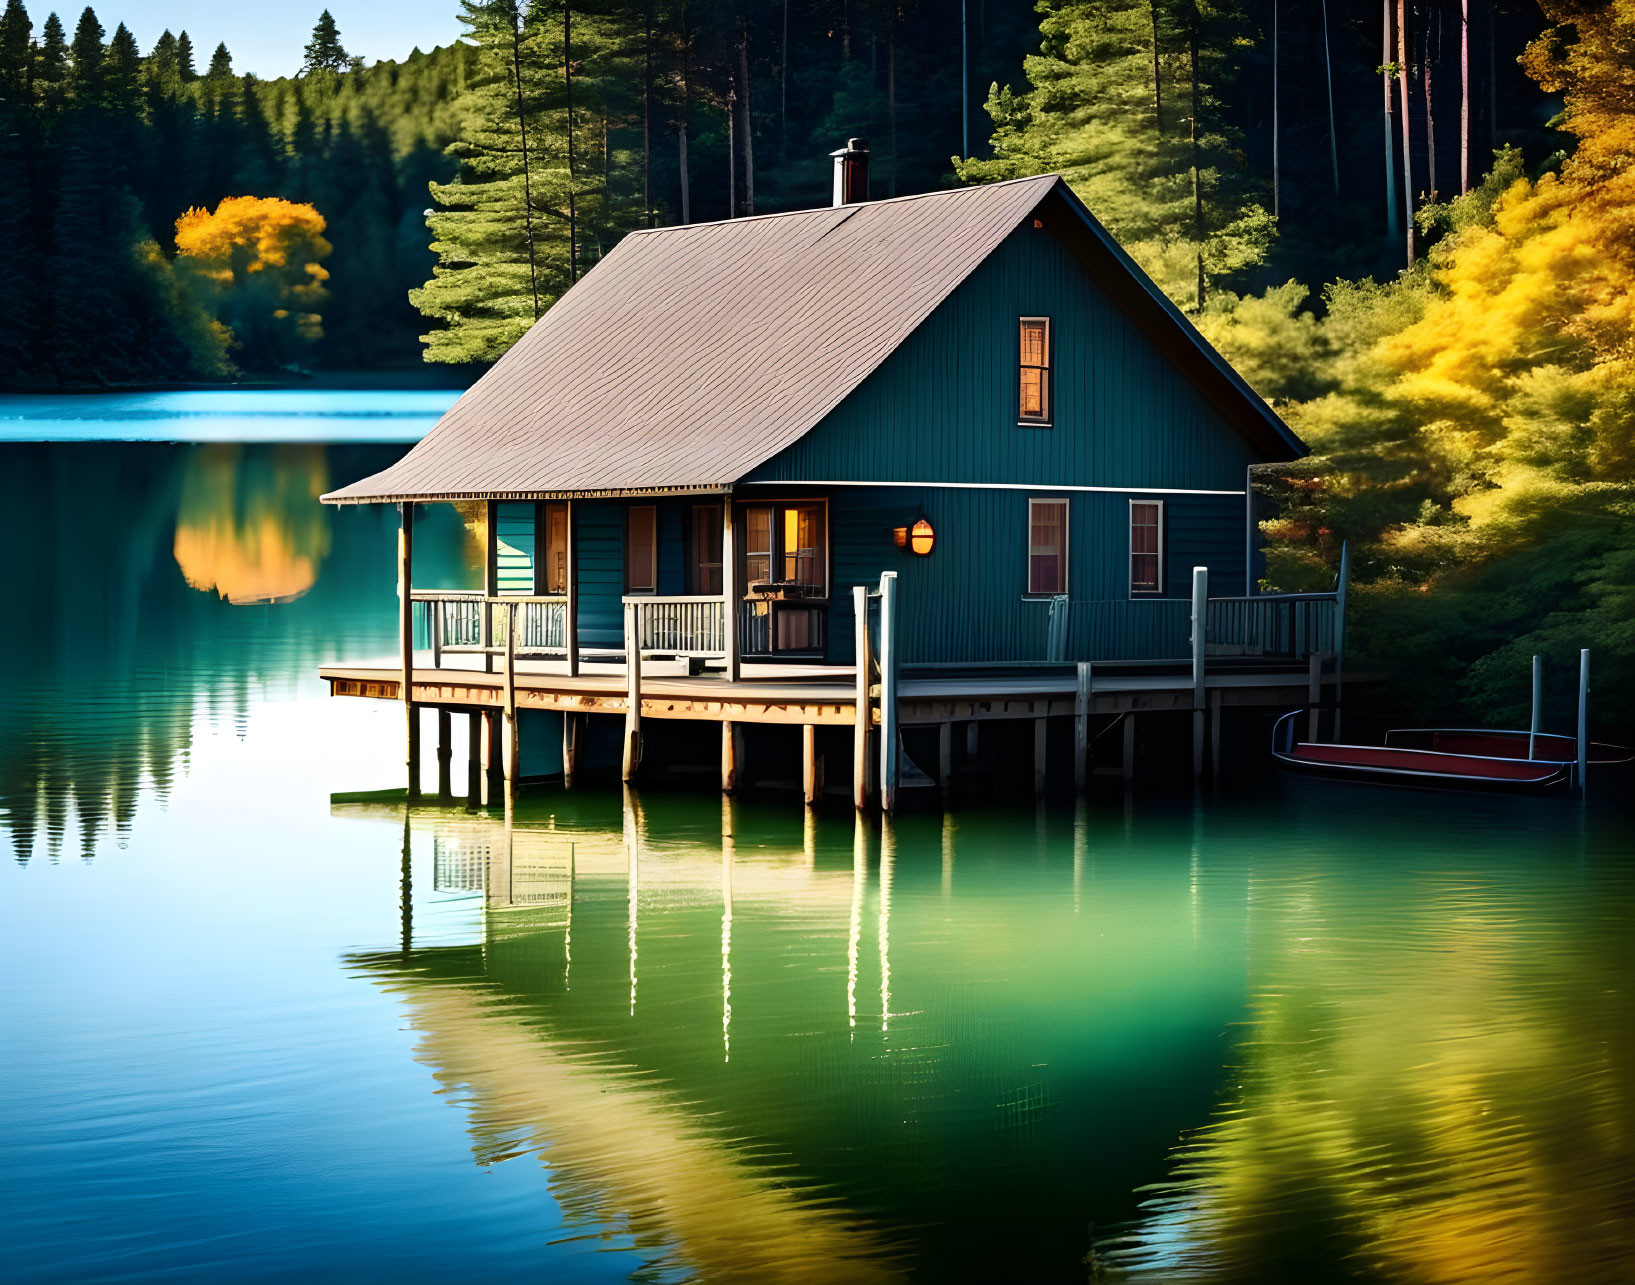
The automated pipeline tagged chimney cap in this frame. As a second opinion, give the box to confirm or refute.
[829,137,870,157]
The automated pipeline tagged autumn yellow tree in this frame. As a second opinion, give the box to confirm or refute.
[174,196,332,370]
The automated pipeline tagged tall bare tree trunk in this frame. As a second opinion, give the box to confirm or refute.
[961,0,968,157]
[507,1,541,317]
[888,8,897,195]
[738,17,754,215]
[1384,0,1399,243]
[780,0,788,164]
[1271,0,1279,220]
[1423,8,1436,202]
[643,0,653,226]
[1189,9,1204,309]
[1459,0,1469,192]
[1151,0,1163,132]
[1397,0,1414,265]
[678,4,690,223]
[1321,0,1339,196]
[565,2,578,283]
[726,78,736,218]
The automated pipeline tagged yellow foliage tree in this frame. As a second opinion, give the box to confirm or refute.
[174,196,333,369]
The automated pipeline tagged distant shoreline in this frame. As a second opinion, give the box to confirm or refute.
[0,367,482,396]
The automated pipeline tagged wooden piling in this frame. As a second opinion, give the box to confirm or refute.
[721,719,738,794]
[1210,689,1223,778]
[938,722,952,794]
[1034,716,1048,796]
[503,602,519,803]
[1122,713,1136,783]
[484,709,502,804]
[565,500,580,677]
[467,711,482,807]
[1074,662,1092,792]
[1529,654,1542,760]
[1190,565,1207,779]
[562,712,581,787]
[852,584,872,811]
[878,572,899,813]
[802,724,819,806]
[399,501,418,799]
[436,708,452,801]
[1577,648,1589,791]
[622,602,642,783]
[1307,651,1324,742]
[965,721,978,761]
[722,502,740,683]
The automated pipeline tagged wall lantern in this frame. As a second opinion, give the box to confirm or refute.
[909,517,935,556]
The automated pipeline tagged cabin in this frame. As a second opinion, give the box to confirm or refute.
[320,142,1346,809]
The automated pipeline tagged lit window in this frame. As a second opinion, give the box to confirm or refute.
[1130,500,1164,594]
[1019,317,1051,424]
[1028,498,1068,595]
[543,501,569,594]
[744,507,773,586]
[626,505,656,593]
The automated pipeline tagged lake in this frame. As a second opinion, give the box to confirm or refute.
[2,408,1633,1283]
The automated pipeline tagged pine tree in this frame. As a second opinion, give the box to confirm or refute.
[205,41,231,79]
[0,0,30,92]
[302,9,348,75]
[174,29,194,81]
[34,11,66,88]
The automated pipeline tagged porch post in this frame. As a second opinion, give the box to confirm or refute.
[467,711,482,807]
[878,571,899,813]
[483,499,497,674]
[1190,565,1208,779]
[399,501,419,799]
[852,583,872,811]
[565,499,580,676]
[503,602,519,805]
[622,601,643,781]
[802,724,819,806]
[722,497,740,682]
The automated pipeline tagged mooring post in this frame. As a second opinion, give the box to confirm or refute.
[565,499,580,677]
[722,500,740,683]
[1033,716,1049,796]
[467,711,482,807]
[802,724,819,807]
[852,584,872,810]
[483,499,497,675]
[622,601,643,783]
[1333,540,1350,740]
[436,708,452,801]
[1210,688,1223,778]
[399,501,419,799]
[483,708,502,804]
[1577,648,1589,792]
[721,719,737,794]
[1529,653,1542,760]
[938,722,953,796]
[1122,712,1136,783]
[1307,651,1324,743]
[877,572,899,814]
[965,720,978,761]
[1190,565,1208,778]
[1074,662,1092,792]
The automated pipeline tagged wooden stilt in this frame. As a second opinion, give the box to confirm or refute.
[564,500,580,677]
[852,584,872,811]
[1074,662,1092,792]
[1210,689,1223,779]
[1307,651,1324,742]
[938,722,952,794]
[562,712,581,787]
[965,720,978,761]
[722,502,740,683]
[1191,565,1207,779]
[721,719,737,794]
[622,602,642,783]
[484,708,502,804]
[1122,713,1136,783]
[399,501,419,799]
[802,724,818,806]
[436,708,452,801]
[1034,716,1048,796]
[467,711,482,807]
[503,602,519,804]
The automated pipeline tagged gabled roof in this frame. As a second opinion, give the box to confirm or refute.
[325,174,1302,504]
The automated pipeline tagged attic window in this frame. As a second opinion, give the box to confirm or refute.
[1019,317,1051,425]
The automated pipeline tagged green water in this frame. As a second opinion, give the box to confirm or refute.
[2,427,1633,1283]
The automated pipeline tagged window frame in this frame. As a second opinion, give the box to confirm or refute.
[540,500,569,595]
[624,503,658,594]
[1025,496,1070,598]
[736,498,830,599]
[686,503,724,597]
[1018,316,1053,427]
[1129,498,1165,597]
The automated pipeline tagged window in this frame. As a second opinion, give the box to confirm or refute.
[626,505,657,593]
[543,502,569,594]
[744,506,773,586]
[1130,500,1164,594]
[1019,317,1051,424]
[782,506,825,589]
[1027,499,1068,595]
[689,504,723,596]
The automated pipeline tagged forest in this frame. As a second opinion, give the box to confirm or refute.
[0,0,1630,726]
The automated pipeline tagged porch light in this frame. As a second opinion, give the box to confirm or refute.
[909,518,935,556]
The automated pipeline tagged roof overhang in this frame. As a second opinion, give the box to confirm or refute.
[323,483,732,506]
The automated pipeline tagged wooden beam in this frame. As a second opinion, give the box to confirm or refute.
[721,719,737,794]
[852,584,871,811]
[436,708,452,801]
[503,603,519,804]
[1307,651,1324,742]
[467,711,482,807]
[1034,716,1048,796]
[483,499,497,674]
[1191,565,1208,779]
[565,499,580,677]
[802,723,818,806]
[878,572,899,813]
[562,712,581,787]
[399,502,418,799]
[484,708,503,804]
[622,601,642,782]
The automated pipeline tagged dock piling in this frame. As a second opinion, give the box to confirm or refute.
[938,722,952,794]
[1307,651,1323,742]
[1034,717,1048,796]
[399,501,418,799]
[504,602,519,803]
[1577,648,1589,791]
[436,709,452,801]
[467,711,482,806]
[878,572,899,813]
[852,584,871,811]
[1074,662,1092,792]
[1529,654,1542,760]
[622,602,643,783]
[721,720,738,794]
[563,712,581,787]
[1190,566,1208,778]
[802,724,819,806]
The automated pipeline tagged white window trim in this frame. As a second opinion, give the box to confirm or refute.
[1019,316,1052,426]
[1129,498,1165,596]
[1026,496,1070,598]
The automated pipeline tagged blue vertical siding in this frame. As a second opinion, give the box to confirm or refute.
[575,501,624,649]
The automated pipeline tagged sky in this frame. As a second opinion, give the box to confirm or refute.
[67,0,463,78]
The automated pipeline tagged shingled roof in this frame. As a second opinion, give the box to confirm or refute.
[325,174,1301,504]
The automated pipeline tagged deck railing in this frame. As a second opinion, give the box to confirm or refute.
[1043,589,1340,663]
[1204,593,1336,659]
[411,591,569,664]
[623,595,727,657]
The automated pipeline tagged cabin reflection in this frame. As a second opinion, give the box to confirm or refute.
[342,790,1251,1280]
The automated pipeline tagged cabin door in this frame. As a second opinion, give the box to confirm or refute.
[738,501,828,658]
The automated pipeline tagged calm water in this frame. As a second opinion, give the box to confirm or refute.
[3,419,1634,1283]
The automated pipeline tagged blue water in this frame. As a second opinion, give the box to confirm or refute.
[0,389,459,443]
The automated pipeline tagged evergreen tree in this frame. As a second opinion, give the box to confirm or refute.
[301,9,348,75]
[34,11,67,88]
[205,41,230,79]
[0,0,30,91]
[173,28,194,81]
